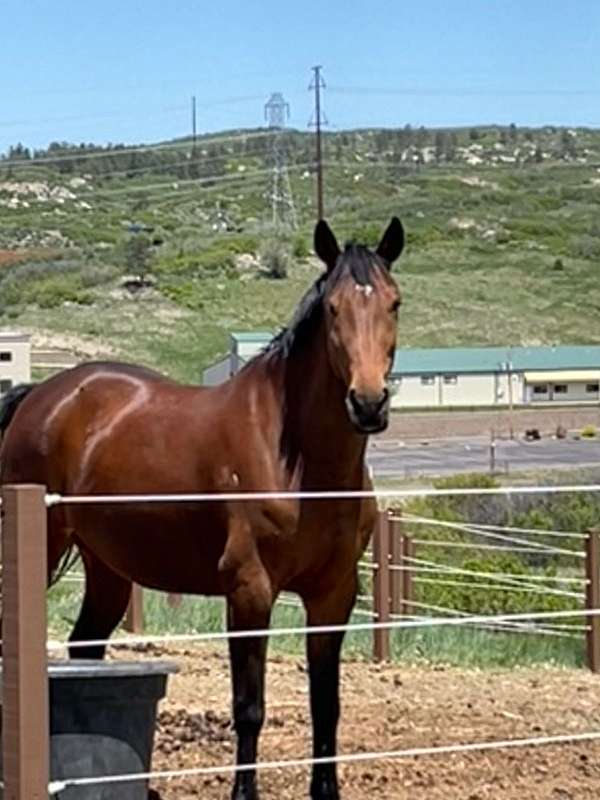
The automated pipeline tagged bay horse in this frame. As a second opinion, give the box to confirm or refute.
[0,217,404,800]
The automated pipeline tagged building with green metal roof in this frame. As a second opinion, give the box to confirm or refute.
[201,333,600,408]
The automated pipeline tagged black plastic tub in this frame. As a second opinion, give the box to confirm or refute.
[0,659,178,799]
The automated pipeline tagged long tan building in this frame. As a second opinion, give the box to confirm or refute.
[203,335,600,409]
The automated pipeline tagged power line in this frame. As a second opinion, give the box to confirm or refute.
[0,129,274,169]
[0,105,188,130]
[328,84,600,98]
[83,162,312,199]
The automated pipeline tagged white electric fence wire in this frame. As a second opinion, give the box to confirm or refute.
[401,600,581,639]
[42,483,600,508]
[398,556,586,596]
[401,516,580,558]
[412,576,584,600]
[400,514,588,540]
[411,538,555,554]
[47,607,600,652]
[47,730,600,794]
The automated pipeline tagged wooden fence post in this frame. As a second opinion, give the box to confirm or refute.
[401,535,415,617]
[585,528,600,673]
[372,510,391,661]
[1,484,49,800]
[389,513,404,616]
[124,583,144,634]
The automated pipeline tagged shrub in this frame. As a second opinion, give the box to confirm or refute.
[345,223,381,248]
[569,235,600,260]
[581,425,597,438]
[259,238,293,279]
[292,234,310,260]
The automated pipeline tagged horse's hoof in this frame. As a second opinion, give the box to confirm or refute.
[232,782,259,800]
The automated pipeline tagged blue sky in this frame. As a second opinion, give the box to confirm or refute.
[2,0,600,153]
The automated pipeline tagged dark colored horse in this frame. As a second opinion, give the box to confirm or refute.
[0,217,404,800]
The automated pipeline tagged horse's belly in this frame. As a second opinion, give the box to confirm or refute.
[68,505,228,595]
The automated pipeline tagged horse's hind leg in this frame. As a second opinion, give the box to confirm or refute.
[69,546,132,660]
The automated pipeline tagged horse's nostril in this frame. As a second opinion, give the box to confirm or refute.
[348,389,388,416]
[348,389,362,414]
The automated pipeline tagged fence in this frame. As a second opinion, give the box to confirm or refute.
[122,508,600,669]
[2,482,600,799]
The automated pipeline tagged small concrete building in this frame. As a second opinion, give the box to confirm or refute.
[202,335,600,409]
[0,332,31,396]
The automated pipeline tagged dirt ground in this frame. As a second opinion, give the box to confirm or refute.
[384,406,600,442]
[118,645,600,800]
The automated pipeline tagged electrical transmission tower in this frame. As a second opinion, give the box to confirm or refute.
[264,92,297,230]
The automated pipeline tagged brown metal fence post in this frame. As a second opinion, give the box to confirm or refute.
[585,528,600,673]
[389,512,404,616]
[1,484,49,800]
[401,535,415,617]
[124,583,144,634]
[372,510,391,661]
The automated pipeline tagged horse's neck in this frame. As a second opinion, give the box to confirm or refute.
[278,331,367,483]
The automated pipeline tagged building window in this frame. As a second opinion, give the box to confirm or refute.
[443,375,458,385]
[554,384,568,394]
[420,376,435,386]
[587,383,599,393]
[533,385,548,394]
[0,379,12,394]
[0,351,12,362]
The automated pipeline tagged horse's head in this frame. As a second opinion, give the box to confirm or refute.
[314,217,404,434]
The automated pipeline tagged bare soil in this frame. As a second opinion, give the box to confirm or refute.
[121,646,600,800]
[384,407,600,442]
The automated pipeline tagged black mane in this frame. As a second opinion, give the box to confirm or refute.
[264,243,386,360]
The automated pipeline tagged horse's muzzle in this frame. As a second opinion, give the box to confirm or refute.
[346,387,390,434]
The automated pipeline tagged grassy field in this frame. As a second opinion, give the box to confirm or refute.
[2,126,600,380]
[47,472,592,671]
[47,580,585,669]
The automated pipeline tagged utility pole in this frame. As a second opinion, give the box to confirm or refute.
[501,350,514,440]
[309,65,327,220]
[191,95,197,150]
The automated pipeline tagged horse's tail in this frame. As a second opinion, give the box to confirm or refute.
[0,381,76,588]
[0,383,36,437]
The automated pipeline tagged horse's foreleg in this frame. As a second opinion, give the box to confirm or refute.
[222,530,273,800]
[69,547,132,660]
[304,576,357,800]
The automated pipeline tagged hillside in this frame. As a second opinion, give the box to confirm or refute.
[1,124,600,382]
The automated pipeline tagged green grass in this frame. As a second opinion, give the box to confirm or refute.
[48,579,586,669]
[3,132,600,379]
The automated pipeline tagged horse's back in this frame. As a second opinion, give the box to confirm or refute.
[0,361,213,489]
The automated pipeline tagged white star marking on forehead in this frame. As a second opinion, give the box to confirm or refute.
[354,283,374,296]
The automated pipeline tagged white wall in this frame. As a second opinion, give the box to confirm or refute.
[391,373,499,409]
[391,375,437,408]
[202,357,232,386]
[525,381,600,403]
[0,335,31,395]
[439,374,496,407]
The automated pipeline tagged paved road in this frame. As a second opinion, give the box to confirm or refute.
[366,436,600,478]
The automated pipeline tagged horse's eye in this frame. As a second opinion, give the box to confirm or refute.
[390,299,401,313]
[329,302,338,317]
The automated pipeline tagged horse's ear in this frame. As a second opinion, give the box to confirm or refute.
[376,217,405,267]
[314,219,340,272]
